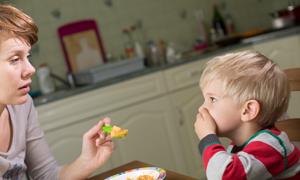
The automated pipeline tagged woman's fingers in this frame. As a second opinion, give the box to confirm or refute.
[85,117,112,140]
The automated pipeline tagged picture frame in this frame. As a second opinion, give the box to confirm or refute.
[58,19,107,73]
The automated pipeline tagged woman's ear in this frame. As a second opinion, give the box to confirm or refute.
[241,100,260,122]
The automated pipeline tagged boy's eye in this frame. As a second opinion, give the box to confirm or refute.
[210,97,217,103]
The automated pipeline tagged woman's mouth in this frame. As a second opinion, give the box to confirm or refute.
[19,84,31,94]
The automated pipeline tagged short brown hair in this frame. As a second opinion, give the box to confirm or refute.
[0,4,38,45]
[200,50,290,128]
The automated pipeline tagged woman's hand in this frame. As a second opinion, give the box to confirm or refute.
[194,107,217,140]
[59,117,114,180]
[79,117,114,171]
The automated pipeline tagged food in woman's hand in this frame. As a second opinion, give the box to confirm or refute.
[102,125,128,138]
[111,125,128,138]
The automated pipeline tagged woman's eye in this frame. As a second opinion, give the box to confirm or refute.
[210,97,217,103]
[27,54,32,61]
[10,58,20,64]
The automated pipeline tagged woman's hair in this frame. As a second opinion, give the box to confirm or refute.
[0,4,38,45]
[200,50,290,128]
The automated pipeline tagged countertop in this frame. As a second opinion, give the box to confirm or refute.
[33,25,300,106]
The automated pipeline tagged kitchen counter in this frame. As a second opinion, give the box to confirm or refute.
[33,25,300,106]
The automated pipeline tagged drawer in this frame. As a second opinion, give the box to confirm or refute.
[163,59,209,91]
[37,72,167,131]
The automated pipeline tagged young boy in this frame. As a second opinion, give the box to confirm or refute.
[194,51,300,179]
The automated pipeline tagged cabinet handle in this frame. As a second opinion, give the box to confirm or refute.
[189,70,202,78]
[176,106,184,126]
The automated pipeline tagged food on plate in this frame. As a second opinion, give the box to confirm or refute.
[126,175,155,180]
[102,125,128,138]
[136,175,155,180]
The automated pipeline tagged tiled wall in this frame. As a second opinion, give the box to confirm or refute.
[10,0,300,91]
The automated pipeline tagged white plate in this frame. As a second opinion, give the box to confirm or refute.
[105,167,166,180]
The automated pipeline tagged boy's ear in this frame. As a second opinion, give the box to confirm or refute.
[241,100,260,122]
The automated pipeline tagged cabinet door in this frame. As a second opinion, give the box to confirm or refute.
[253,35,300,118]
[104,96,189,176]
[253,35,300,68]
[169,86,204,179]
[169,86,230,179]
[43,116,114,175]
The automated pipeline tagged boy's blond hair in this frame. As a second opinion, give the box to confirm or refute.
[200,50,290,128]
[0,4,38,45]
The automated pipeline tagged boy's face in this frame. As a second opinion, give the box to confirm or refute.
[200,80,242,136]
[0,36,35,105]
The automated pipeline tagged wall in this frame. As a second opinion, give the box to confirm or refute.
[9,0,300,91]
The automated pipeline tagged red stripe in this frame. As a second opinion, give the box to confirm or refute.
[202,144,226,170]
[287,147,300,169]
[268,128,281,136]
[244,141,284,175]
[222,154,247,180]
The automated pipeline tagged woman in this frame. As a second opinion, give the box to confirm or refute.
[0,4,114,179]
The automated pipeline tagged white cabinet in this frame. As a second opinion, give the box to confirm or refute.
[36,71,191,175]
[104,96,188,174]
[253,34,300,68]
[168,86,205,179]
[253,34,300,118]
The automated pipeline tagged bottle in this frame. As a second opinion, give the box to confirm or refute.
[166,42,176,64]
[212,4,227,38]
[134,41,145,59]
[146,41,160,66]
[37,64,55,95]
[194,9,209,44]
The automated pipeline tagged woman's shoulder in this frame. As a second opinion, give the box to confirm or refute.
[7,95,35,114]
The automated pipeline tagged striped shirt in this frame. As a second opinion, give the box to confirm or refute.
[199,129,300,180]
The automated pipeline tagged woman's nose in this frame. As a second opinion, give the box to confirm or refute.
[22,61,36,78]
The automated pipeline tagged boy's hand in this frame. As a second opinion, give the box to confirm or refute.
[194,107,217,140]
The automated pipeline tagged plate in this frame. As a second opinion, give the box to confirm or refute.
[105,167,166,180]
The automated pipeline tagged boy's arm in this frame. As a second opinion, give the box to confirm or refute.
[199,134,249,180]
[199,134,292,180]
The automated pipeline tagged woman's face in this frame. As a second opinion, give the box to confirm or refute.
[0,37,35,105]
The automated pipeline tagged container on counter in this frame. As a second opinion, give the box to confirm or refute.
[37,64,55,95]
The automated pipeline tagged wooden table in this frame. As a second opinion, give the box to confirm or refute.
[88,160,198,180]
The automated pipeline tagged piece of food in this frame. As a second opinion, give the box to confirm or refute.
[126,175,154,180]
[102,125,128,138]
[136,175,155,180]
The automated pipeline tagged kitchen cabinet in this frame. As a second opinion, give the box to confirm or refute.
[36,71,193,176]
[37,71,170,175]
[163,58,208,178]
[253,34,300,118]
[163,58,231,179]
[103,96,188,175]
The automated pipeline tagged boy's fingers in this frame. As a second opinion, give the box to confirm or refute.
[199,108,213,121]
